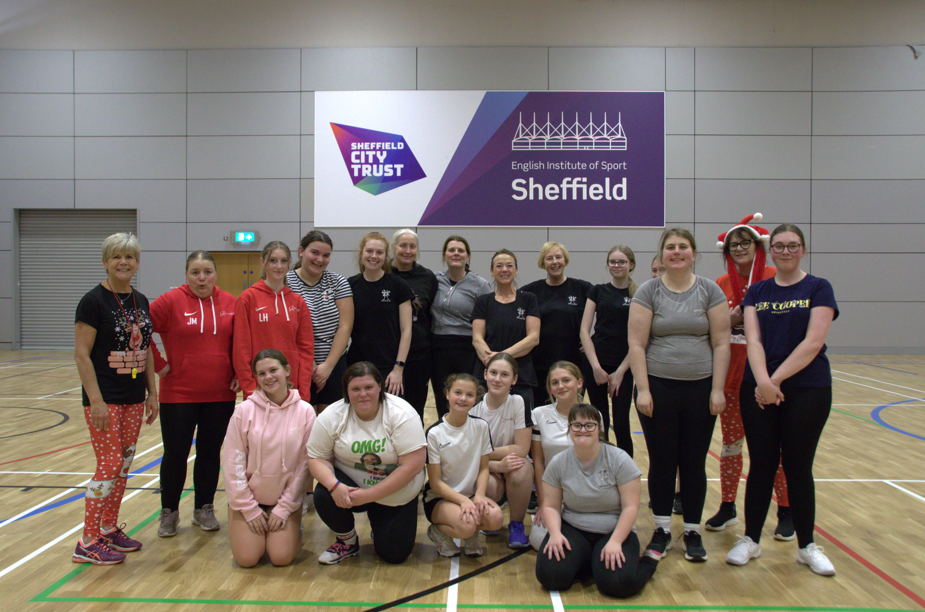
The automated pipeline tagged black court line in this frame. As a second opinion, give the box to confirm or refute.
[363,547,531,612]
[0,406,70,439]
[0,364,73,382]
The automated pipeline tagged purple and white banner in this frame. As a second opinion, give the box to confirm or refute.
[315,91,665,227]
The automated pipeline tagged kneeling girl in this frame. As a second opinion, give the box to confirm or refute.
[424,373,504,557]
[222,349,317,567]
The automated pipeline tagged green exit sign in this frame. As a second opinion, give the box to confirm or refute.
[231,230,259,245]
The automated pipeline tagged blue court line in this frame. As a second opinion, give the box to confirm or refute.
[2,456,163,523]
[850,361,922,376]
[0,356,43,365]
[870,399,925,442]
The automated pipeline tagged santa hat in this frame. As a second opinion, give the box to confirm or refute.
[717,213,770,307]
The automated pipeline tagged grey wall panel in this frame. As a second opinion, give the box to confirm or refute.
[189,93,300,136]
[813,136,925,180]
[812,224,924,253]
[76,94,186,136]
[0,250,9,298]
[666,179,693,222]
[694,179,811,223]
[187,179,300,222]
[827,302,924,350]
[76,137,186,179]
[301,92,314,135]
[0,180,74,219]
[417,227,548,254]
[188,49,300,93]
[188,136,299,179]
[814,91,925,136]
[301,135,315,179]
[75,180,186,223]
[0,94,73,136]
[666,135,693,179]
[696,92,812,135]
[549,48,665,91]
[811,180,925,223]
[186,222,304,253]
[0,223,9,251]
[666,91,693,135]
[0,50,72,93]
[0,137,74,179]
[695,136,811,179]
[137,250,187,299]
[695,48,812,92]
[813,46,924,92]
[666,48,694,91]
[814,254,923,301]
[548,227,668,253]
[75,50,186,93]
[420,47,548,90]
[301,179,313,223]
[302,48,416,91]
[0,298,10,344]
[139,222,186,251]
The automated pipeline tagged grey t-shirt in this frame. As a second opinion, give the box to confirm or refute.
[632,276,726,381]
[542,444,642,535]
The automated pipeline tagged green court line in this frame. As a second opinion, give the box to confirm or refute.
[832,408,877,424]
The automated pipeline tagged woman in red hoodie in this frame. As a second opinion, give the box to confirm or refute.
[233,241,314,402]
[150,251,238,537]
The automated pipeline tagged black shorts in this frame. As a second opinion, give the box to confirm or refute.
[310,354,348,405]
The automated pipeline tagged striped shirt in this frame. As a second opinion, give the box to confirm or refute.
[286,270,352,363]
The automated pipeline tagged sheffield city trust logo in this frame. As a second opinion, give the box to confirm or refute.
[331,123,426,196]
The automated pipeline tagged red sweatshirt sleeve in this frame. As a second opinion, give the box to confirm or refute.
[296,301,314,402]
[148,292,172,372]
[233,294,257,397]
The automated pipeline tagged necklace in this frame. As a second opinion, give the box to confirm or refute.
[104,281,142,379]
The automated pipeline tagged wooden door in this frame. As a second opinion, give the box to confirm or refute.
[213,252,262,298]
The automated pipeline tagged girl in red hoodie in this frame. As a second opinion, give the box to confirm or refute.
[150,251,238,537]
[233,241,314,402]
[222,349,316,567]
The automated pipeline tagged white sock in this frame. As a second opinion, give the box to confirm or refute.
[683,522,700,534]
[335,529,357,544]
[654,515,671,531]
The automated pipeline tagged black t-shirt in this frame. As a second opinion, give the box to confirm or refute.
[75,283,153,406]
[470,291,540,386]
[520,278,592,375]
[586,283,633,366]
[392,263,438,355]
[347,273,415,373]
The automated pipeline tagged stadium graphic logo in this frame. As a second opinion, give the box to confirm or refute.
[330,123,426,196]
[512,112,627,151]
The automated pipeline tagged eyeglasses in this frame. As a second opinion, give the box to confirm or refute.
[568,422,600,432]
[728,239,753,251]
[770,242,803,254]
[608,260,630,267]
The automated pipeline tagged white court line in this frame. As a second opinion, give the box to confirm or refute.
[0,474,162,580]
[885,481,925,504]
[831,376,923,401]
[447,556,459,612]
[0,398,83,401]
[0,442,163,530]
[38,386,82,400]
[550,590,565,612]
[832,370,925,396]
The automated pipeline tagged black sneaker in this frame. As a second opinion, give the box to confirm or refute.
[705,501,738,531]
[527,490,538,515]
[774,506,796,541]
[644,527,673,560]
[672,492,683,515]
[682,530,708,562]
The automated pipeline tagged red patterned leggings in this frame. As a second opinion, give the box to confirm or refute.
[83,402,144,539]
[720,391,789,506]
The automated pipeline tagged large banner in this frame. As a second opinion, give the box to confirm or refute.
[315,91,665,227]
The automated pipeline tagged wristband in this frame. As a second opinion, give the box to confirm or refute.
[395,360,405,368]
[331,480,341,492]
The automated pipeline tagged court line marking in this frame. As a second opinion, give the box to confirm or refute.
[0,357,43,365]
[38,386,82,400]
[0,471,160,476]
[871,399,925,442]
[0,440,91,466]
[0,397,83,401]
[832,370,925,395]
[832,376,922,401]
[447,556,459,612]
[886,481,925,504]
[550,591,564,612]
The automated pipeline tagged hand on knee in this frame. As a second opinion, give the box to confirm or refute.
[483,506,504,531]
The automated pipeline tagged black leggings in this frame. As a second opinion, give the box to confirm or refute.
[159,401,234,510]
[400,349,432,421]
[313,468,419,564]
[535,523,656,598]
[637,375,716,523]
[431,342,479,419]
[740,384,831,548]
[583,360,634,456]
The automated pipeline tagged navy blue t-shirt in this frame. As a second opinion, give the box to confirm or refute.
[742,274,839,388]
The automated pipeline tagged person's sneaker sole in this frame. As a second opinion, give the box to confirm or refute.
[705,517,739,531]
[318,546,359,565]
[191,518,220,531]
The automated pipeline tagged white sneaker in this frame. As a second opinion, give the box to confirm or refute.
[462,531,484,557]
[797,542,835,576]
[427,524,460,557]
[302,492,314,516]
[726,535,761,566]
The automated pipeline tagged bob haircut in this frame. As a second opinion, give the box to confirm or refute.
[537,241,570,269]
[102,232,141,262]
[341,361,387,406]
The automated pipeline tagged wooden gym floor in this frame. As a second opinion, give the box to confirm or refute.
[0,350,923,612]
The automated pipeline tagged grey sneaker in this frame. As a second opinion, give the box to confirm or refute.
[192,504,220,531]
[463,531,484,557]
[158,508,179,538]
[427,524,460,557]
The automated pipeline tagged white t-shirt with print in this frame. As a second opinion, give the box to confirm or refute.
[531,403,572,467]
[423,415,493,503]
[469,393,526,449]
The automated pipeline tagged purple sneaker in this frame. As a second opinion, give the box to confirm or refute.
[508,521,529,549]
[72,538,126,565]
[99,524,142,552]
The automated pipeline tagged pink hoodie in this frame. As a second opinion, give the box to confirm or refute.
[222,388,316,522]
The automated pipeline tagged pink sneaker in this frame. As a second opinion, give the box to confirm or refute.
[72,538,126,565]
[99,524,142,552]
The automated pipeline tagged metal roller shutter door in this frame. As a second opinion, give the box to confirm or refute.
[19,210,138,349]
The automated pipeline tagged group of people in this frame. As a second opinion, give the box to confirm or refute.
[71,213,839,597]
